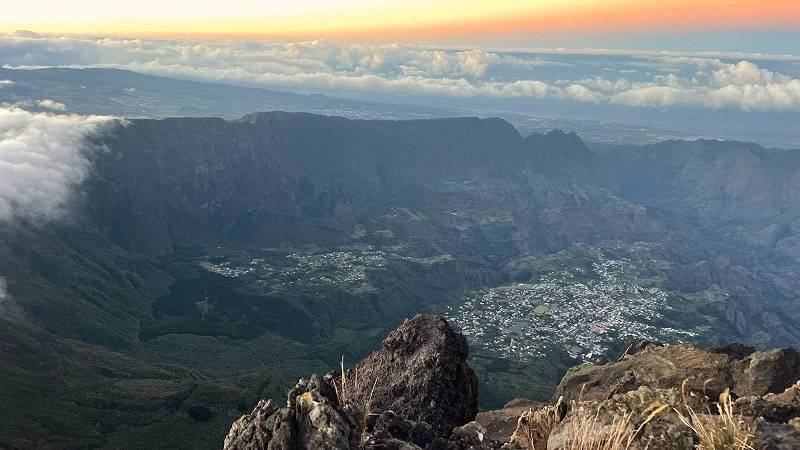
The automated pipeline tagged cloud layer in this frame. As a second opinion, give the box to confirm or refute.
[37,99,66,111]
[1,34,800,112]
[0,106,113,222]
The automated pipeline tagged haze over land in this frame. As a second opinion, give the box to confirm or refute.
[2,32,800,146]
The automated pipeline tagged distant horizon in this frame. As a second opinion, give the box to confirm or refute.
[6,30,800,58]
[2,1,799,146]
[2,1,800,54]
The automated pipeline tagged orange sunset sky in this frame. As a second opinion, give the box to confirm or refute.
[2,0,800,41]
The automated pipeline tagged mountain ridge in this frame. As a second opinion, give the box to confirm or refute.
[2,112,800,448]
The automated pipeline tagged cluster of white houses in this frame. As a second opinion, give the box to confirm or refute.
[446,257,698,362]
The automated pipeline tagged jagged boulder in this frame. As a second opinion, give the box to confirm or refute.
[361,411,438,449]
[555,344,734,403]
[555,343,800,404]
[224,375,362,450]
[754,421,800,450]
[224,399,295,450]
[224,315,479,449]
[508,401,563,450]
[736,380,800,423]
[346,315,479,438]
[445,421,503,450]
[476,399,542,443]
[734,348,800,397]
[360,414,505,450]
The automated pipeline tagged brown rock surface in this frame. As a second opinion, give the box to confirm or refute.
[736,381,800,423]
[546,387,692,450]
[475,399,542,443]
[555,343,800,404]
[346,315,479,438]
[223,315,481,449]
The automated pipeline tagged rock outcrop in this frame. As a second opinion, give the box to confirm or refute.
[735,380,800,424]
[476,399,542,443]
[511,342,800,450]
[344,315,479,438]
[224,321,800,450]
[224,315,481,450]
[545,387,693,450]
[554,342,800,403]
[224,375,363,450]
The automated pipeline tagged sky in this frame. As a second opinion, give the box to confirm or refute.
[1,1,799,146]
[1,0,800,52]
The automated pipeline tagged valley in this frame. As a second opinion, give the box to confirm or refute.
[2,112,800,448]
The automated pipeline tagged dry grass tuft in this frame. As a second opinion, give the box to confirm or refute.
[515,378,759,450]
[559,401,667,450]
[561,411,636,450]
[333,356,378,415]
[513,396,667,450]
[676,386,758,450]
[511,397,563,450]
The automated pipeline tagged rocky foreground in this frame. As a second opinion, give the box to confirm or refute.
[223,315,800,449]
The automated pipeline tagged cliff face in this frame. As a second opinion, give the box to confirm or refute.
[87,113,632,255]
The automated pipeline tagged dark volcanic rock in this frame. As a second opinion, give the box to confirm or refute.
[226,337,800,450]
[616,339,663,359]
[224,315,479,449]
[734,348,800,397]
[224,375,362,450]
[754,421,800,450]
[475,399,542,443]
[555,343,800,404]
[736,381,800,423]
[348,315,479,438]
[224,399,295,450]
[547,387,694,450]
[445,421,503,450]
[711,342,757,360]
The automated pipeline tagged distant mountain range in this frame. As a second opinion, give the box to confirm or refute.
[0,67,705,146]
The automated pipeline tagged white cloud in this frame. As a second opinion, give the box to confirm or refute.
[0,80,14,88]
[13,30,41,38]
[0,276,8,317]
[711,61,789,86]
[38,99,66,111]
[489,46,800,63]
[0,276,7,309]
[0,106,114,222]
[0,275,19,318]
[1,33,799,112]
[603,63,800,111]
[609,86,691,108]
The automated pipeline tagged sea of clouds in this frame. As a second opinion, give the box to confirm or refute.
[1,32,800,112]
[0,105,113,222]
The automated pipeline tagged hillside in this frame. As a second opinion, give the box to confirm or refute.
[2,112,800,447]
